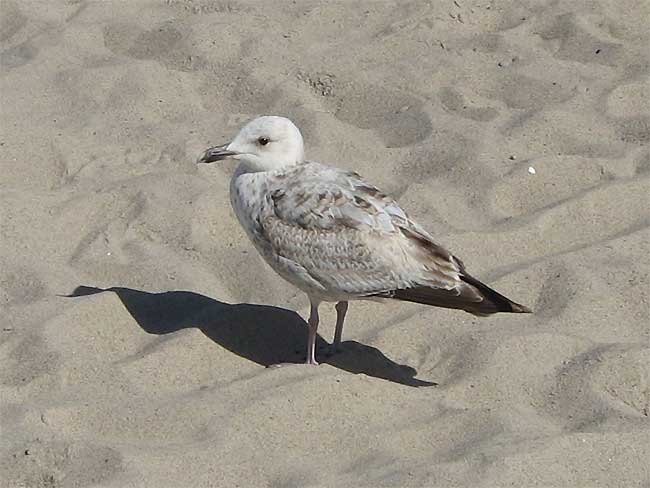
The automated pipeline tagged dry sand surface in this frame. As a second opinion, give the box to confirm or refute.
[1,0,649,486]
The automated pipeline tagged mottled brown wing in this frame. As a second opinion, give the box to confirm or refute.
[263,162,531,313]
[260,162,465,296]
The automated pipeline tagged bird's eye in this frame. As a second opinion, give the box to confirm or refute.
[258,137,270,146]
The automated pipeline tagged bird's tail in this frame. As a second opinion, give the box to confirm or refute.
[378,273,532,316]
[459,273,532,315]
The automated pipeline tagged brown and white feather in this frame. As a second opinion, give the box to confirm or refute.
[229,161,530,315]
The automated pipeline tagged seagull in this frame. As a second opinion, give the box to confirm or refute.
[198,116,531,365]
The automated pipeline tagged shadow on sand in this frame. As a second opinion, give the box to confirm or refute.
[67,286,436,387]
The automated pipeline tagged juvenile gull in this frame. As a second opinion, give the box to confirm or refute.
[199,116,531,365]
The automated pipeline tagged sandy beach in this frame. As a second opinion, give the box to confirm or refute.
[1,0,649,486]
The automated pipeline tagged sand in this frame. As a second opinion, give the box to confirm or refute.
[1,1,649,486]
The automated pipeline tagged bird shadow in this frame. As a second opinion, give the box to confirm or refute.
[66,286,436,387]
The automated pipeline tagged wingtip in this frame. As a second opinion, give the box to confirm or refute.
[511,302,533,313]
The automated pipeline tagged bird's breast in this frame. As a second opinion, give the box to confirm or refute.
[229,171,278,258]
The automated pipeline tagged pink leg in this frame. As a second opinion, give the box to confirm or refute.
[306,301,320,365]
[333,301,348,351]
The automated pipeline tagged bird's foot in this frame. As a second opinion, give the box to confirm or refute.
[305,356,319,366]
[266,356,320,367]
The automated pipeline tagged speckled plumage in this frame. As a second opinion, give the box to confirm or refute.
[230,161,464,303]
[199,115,530,364]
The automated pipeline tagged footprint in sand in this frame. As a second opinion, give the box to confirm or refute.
[299,72,432,148]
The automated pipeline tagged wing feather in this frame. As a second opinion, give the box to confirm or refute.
[259,162,463,297]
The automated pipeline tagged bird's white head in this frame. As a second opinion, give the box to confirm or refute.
[198,116,305,173]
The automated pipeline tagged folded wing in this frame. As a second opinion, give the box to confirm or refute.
[260,162,530,314]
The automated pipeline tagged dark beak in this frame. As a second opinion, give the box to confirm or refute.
[197,144,237,164]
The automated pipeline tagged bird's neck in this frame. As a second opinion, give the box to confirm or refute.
[234,159,304,176]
